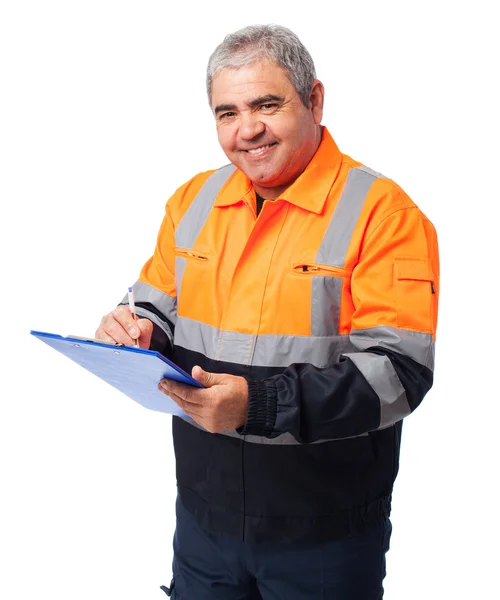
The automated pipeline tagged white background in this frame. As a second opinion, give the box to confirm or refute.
[1,1,498,598]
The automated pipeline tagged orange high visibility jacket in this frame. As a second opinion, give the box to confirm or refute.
[126,127,439,542]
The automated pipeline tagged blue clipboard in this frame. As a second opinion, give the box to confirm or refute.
[30,330,203,416]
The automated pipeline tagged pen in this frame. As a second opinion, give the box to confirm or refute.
[127,286,139,348]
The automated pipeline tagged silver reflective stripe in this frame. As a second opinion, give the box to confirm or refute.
[175,318,433,370]
[356,165,386,179]
[134,308,174,346]
[125,281,177,325]
[222,430,305,444]
[349,326,435,371]
[121,281,177,344]
[253,331,355,368]
[174,316,357,368]
[175,164,236,249]
[180,415,368,445]
[343,352,409,429]
[220,428,368,445]
[175,255,188,300]
[311,166,381,337]
[316,167,382,268]
[311,276,343,337]
[174,316,255,365]
[174,164,236,296]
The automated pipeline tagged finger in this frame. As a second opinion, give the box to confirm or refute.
[162,379,210,406]
[158,381,199,410]
[191,366,224,388]
[94,328,118,345]
[95,313,132,344]
[159,378,195,401]
[176,398,204,418]
[100,316,135,346]
[159,383,216,432]
[112,305,141,341]
[158,384,204,417]
[137,318,153,349]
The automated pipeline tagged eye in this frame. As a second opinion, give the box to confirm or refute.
[219,112,235,120]
[261,103,278,111]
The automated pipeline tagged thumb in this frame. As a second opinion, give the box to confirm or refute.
[192,366,223,387]
[137,318,153,349]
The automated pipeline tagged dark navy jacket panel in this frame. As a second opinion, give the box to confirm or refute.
[171,345,408,542]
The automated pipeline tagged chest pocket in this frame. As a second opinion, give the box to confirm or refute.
[293,262,352,337]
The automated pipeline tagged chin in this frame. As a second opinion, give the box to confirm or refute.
[245,164,282,183]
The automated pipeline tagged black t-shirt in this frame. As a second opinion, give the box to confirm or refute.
[256,193,266,216]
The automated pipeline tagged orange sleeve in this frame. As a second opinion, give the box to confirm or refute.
[139,203,177,298]
[139,170,215,298]
[351,200,439,340]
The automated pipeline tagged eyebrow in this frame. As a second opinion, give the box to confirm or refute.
[214,94,285,116]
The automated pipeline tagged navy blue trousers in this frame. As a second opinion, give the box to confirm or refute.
[162,499,391,599]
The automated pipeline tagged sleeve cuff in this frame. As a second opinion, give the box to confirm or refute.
[237,378,278,437]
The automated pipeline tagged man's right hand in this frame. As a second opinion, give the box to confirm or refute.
[95,305,153,348]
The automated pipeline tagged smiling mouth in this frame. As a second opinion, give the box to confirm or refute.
[243,143,277,155]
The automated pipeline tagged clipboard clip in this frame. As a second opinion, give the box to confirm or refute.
[67,335,126,348]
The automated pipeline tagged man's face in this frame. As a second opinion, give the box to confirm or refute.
[211,60,324,198]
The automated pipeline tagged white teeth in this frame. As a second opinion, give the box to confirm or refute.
[247,144,273,154]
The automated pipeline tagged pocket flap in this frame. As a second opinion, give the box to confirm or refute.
[394,259,434,282]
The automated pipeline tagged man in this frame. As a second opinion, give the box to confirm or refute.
[97,24,439,599]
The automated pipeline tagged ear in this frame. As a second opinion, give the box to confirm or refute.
[309,79,325,124]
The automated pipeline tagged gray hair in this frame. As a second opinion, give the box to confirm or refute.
[206,24,316,108]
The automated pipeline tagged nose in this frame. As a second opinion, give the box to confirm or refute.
[238,112,266,141]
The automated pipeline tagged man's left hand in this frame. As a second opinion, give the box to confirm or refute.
[158,366,249,433]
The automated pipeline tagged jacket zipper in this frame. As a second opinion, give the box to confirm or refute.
[174,248,210,262]
[293,263,350,277]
